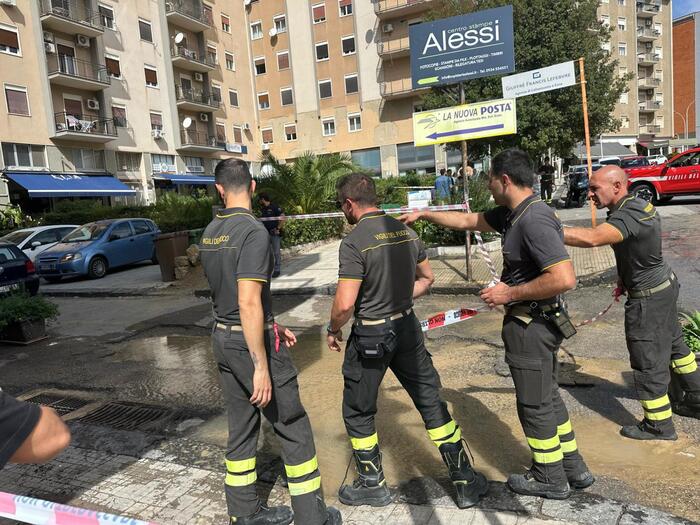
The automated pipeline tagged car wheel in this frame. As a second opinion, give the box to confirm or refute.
[631,183,657,204]
[88,256,108,279]
[44,277,62,283]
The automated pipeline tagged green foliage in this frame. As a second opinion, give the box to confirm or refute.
[680,312,700,354]
[0,293,59,330]
[0,204,31,234]
[423,0,631,160]
[281,218,345,248]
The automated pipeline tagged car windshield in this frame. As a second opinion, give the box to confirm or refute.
[622,158,647,168]
[0,230,32,245]
[62,223,110,242]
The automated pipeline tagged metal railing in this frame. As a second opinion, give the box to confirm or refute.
[375,0,433,14]
[174,84,220,108]
[380,77,424,97]
[171,45,217,67]
[641,124,661,134]
[377,36,410,56]
[637,27,660,39]
[39,0,103,29]
[165,0,213,27]
[180,129,221,148]
[47,54,110,84]
[638,77,661,87]
[54,111,116,136]
[639,100,662,110]
[636,1,661,14]
[637,53,660,64]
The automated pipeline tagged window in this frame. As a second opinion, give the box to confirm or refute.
[216,123,226,143]
[98,5,115,29]
[184,156,204,172]
[280,87,294,106]
[211,84,222,103]
[277,51,290,70]
[203,4,213,24]
[138,19,153,42]
[619,92,628,104]
[618,66,627,78]
[600,14,609,26]
[112,105,127,127]
[618,42,626,56]
[152,153,175,172]
[284,124,297,141]
[225,52,235,71]
[315,42,329,61]
[207,45,218,65]
[618,0,625,5]
[342,35,356,55]
[655,46,662,59]
[116,152,141,171]
[132,220,153,235]
[654,23,662,36]
[150,112,163,131]
[339,0,352,16]
[105,55,121,78]
[602,41,611,52]
[70,148,105,171]
[618,17,626,31]
[348,113,361,132]
[322,118,336,136]
[0,25,20,56]
[1,143,45,168]
[319,79,332,99]
[144,66,158,87]
[344,74,358,94]
[261,128,273,144]
[5,85,29,116]
[229,89,239,107]
[274,15,287,33]
[221,14,231,33]
[250,21,263,40]
[111,223,132,240]
[312,3,326,23]
[254,57,266,75]
[233,126,243,143]
[258,92,270,110]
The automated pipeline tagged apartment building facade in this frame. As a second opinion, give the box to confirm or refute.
[672,11,699,146]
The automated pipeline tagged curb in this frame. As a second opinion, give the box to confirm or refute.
[42,286,173,298]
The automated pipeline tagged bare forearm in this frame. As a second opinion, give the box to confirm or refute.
[413,277,432,299]
[330,300,353,332]
[240,304,269,371]
[421,211,479,231]
[564,227,599,247]
[509,272,574,302]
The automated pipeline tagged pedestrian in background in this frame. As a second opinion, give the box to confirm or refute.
[434,168,452,203]
[258,193,284,278]
[538,157,555,204]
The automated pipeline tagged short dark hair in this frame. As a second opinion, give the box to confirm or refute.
[336,173,377,206]
[258,192,270,202]
[491,148,534,188]
[440,168,446,175]
[544,156,551,162]
[215,159,251,193]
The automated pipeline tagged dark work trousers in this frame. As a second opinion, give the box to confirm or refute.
[270,233,281,273]
[502,316,587,484]
[211,326,327,524]
[540,183,553,202]
[342,313,459,450]
[624,279,700,429]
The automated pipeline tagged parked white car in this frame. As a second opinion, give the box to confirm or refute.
[647,154,668,165]
[1,225,78,262]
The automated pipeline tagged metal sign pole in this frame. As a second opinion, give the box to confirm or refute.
[578,57,597,228]
[460,82,472,281]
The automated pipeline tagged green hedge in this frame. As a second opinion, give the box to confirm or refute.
[281,218,345,248]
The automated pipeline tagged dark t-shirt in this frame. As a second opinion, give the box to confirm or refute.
[606,195,671,291]
[338,210,427,319]
[200,207,274,324]
[539,165,555,185]
[260,203,283,234]
[484,195,570,302]
[0,390,41,469]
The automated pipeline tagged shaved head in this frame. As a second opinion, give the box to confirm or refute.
[593,165,628,187]
[587,165,629,210]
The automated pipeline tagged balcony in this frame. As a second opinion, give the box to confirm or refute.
[637,53,660,66]
[375,0,434,19]
[639,100,662,112]
[174,85,220,111]
[377,36,411,58]
[39,0,104,37]
[638,77,661,89]
[47,54,110,90]
[637,27,660,42]
[380,78,429,99]
[171,45,216,73]
[52,112,117,143]
[165,1,212,32]
[636,1,661,18]
[640,124,661,134]
[178,129,224,152]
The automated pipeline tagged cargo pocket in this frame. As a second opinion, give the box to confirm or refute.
[273,374,306,424]
[342,339,363,382]
[505,353,546,406]
[270,343,299,382]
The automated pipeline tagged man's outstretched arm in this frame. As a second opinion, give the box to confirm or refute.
[564,224,623,248]
[400,211,495,232]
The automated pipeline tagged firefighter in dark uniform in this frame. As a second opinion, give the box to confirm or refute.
[326,173,488,509]
[564,165,700,440]
[200,159,341,525]
[538,157,555,204]
[401,149,594,500]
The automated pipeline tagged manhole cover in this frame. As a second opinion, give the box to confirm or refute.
[24,393,92,416]
[77,402,174,432]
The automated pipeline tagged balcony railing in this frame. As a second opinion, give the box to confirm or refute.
[47,54,110,84]
[375,0,433,15]
[639,100,662,111]
[165,1,213,27]
[39,0,103,30]
[637,27,660,39]
[54,111,116,136]
[636,1,661,15]
[180,129,222,148]
[174,85,220,108]
[171,45,217,67]
[377,36,411,56]
[380,77,428,98]
[638,77,661,88]
[641,124,661,134]
[637,53,660,64]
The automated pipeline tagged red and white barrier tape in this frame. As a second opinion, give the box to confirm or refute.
[420,307,481,332]
[574,287,623,328]
[0,491,158,525]
[258,203,467,221]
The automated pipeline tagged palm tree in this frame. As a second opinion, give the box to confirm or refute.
[257,151,355,214]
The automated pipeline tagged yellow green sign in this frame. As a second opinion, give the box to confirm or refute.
[412,98,517,147]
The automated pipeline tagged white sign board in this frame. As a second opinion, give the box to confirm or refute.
[408,190,432,208]
[501,61,576,99]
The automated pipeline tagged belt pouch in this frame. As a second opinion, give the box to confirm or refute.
[353,324,397,359]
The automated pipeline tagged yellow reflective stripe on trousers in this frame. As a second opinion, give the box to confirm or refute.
[226,457,256,473]
[526,435,560,451]
[433,427,462,446]
[560,439,578,454]
[532,449,563,464]
[285,456,318,479]
[672,352,696,369]
[350,433,378,451]
[645,408,673,421]
[640,395,670,410]
[288,475,322,496]
[427,420,457,441]
[674,361,698,374]
[225,471,257,487]
[557,420,573,436]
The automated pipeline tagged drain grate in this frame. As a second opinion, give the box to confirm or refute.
[76,402,173,432]
[24,393,92,416]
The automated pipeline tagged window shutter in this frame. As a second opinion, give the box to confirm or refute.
[233,127,243,143]
[64,98,83,117]
[216,124,226,142]
[313,5,325,20]
[5,88,28,115]
[277,52,289,69]
[339,0,352,6]
[0,28,19,48]
[105,57,121,77]
[262,129,273,143]
[150,113,162,128]
[144,67,158,84]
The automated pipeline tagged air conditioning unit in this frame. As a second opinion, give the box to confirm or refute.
[187,165,205,173]
[43,31,54,43]
[44,42,56,54]
[193,72,204,82]
[647,89,654,96]
[76,34,90,47]
[199,113,209,122]
[56,122,67,131]
[152,129,165,139]
[242,122,250,130]
[382,23,394,33]
[0,0,17,6]
[87,99,100,110]
[262,143,270,151]
[269,27,278,37]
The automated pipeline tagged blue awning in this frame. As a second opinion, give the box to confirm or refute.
[5,172,136,197]
[154,174,215,185]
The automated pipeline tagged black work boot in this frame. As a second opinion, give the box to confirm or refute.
[324,506,342,524]
[438,441,488,508]
[673,392,700,420]
[507,470,571,500]
[567,470,596,490]
[620,419,677,441]
[229,504,293,525]
[563,455,595,490]
[338,446,392,507]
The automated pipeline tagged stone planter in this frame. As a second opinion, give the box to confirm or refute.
[0,319,48,345]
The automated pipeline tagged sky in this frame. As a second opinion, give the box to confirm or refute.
[673,0,698,20]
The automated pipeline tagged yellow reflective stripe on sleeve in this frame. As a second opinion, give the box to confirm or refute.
[285,456,319,479]
[560,439,578,454]
[288,475,322,496]
[433,427,462,446]
[351,433,378,451]
[640,395,670,410]
[557,420,573,436]
[674,361,698,375]
[225,471,257,487]
[226,457,256,473]
[532,449,563,464]
[427,420,456,441]
[645,408,673,421]
[338,277,363,282]
[526,435,560,451]
[237,278,268,282]
[541,258,571,272]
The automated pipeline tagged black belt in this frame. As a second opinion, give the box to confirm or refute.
[628,274,676,299]
[504,301,558,318]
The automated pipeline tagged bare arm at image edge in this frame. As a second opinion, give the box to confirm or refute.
[9,406,71,465]
[238,279,272,408]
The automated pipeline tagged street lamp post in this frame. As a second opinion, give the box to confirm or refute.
[674,111,687,140]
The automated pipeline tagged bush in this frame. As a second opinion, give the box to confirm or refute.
[680,312,700,353]
[0,293,59,330]
[281,217,344,248]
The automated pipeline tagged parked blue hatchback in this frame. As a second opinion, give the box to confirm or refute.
[36,218,160,281]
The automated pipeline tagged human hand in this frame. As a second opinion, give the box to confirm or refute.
[327,330,343,352]
[250,368,272,408]
[398,212,423,226]
[480,282,513,308]
[276,325,297,347]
